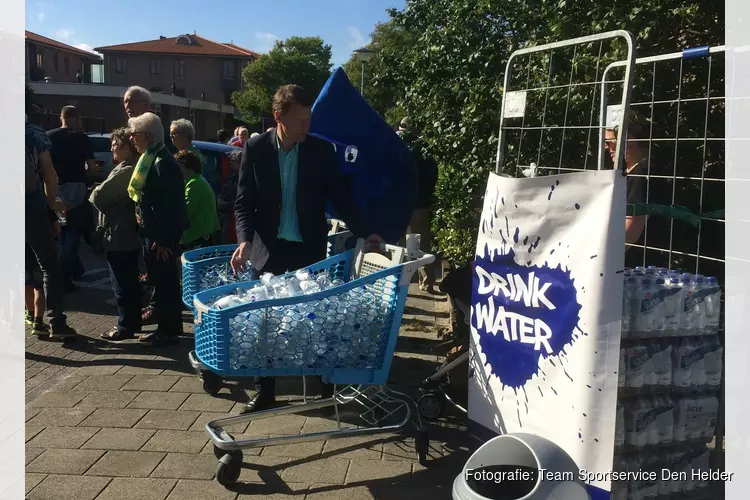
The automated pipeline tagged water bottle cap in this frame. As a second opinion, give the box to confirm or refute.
[644,269,655,275]
[707,276,718,284]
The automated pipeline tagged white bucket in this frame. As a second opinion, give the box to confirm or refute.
[452,433,590,500]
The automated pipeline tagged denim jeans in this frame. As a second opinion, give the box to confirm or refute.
[107,250,142,334]
[60,226,84,284]
[25,191,67,327]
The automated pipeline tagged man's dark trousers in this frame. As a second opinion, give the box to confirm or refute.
[144,239,182,336]
[25,191,67,327]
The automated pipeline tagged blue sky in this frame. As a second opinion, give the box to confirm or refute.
[25,0,405,66]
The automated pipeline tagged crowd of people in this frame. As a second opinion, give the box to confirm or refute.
[23,82,441,378]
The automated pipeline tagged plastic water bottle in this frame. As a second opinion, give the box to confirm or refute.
[673,397,690,442]
[652,396,675,445]
[681,274,704,335]
[618,347,627,389]
[627,398,652,449]
[672,338,694,392]
[633,278,666,337]
[622,277,638,338]
[54,196,67,226]
[703,335,723,390]
[615,404,625,447]
[662,275,683,336]
[703,276,722,334]
[650,342,673,388]
[625,344,652,390]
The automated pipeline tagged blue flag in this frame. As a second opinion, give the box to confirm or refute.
[310,67,417,243]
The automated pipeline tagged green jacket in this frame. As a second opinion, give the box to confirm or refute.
[89,161,141,252]
[182,174,220,245]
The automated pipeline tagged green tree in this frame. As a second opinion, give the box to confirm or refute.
[342,21,417,124]
[233,36,333,124]
[378,0,722,265]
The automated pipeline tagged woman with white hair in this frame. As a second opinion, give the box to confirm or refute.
[127,112,189,347]
[230,127,249,148]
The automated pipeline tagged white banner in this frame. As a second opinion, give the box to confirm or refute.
[468,169,626,498]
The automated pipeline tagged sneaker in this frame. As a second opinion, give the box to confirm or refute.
[31,320,48,336]
[25,310,33,326]
[49,324,77,340]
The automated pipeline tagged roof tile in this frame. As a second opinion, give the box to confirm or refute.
[25,31,102,60]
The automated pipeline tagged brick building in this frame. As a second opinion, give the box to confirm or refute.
[25,30,103,83]
[94,33,258,106]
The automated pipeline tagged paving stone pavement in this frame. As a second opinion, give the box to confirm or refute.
[26,249,470,499]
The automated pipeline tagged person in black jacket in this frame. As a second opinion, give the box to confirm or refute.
[230,84,383,413]
[128,112,189,348]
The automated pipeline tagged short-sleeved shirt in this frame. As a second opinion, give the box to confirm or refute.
[25,123,52,194]
[46,127,95,184]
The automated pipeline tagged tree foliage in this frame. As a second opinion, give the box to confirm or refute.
[375,0,723,265]
[233,37,333,124]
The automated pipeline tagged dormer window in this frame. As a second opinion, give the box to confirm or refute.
[176,35,193,46]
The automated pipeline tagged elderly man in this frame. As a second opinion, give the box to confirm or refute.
[123,86,152,119]
[170,119,207,169]
[127,112,189,347]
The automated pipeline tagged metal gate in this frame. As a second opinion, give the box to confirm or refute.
[492,30,726,498]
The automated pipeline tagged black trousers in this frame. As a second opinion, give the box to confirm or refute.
[107,250,142,334]
[251,239,322,396]
[25,192,67,327]
[144,239,182,336]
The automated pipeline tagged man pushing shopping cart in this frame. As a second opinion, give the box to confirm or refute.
[230,84,384,414]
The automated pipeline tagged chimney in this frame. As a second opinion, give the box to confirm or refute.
[159,36,166,39]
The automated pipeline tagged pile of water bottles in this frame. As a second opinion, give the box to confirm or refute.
[209,269,393,371]
[621,266,722,338]
[198,262,253,292]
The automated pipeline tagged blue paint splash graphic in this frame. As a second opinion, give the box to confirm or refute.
[472,244,584,389]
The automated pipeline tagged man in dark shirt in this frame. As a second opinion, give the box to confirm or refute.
[604,109,648,247]
[47,105,99,290]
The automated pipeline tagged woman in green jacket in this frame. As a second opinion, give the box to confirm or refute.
[174,150,220,250]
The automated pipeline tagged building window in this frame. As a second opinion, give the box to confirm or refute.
[150,58,161,76]
[64,56,70,74]
[116,56,127,74]
[173,59,185,77]
[223,60,235,79]
[36,50,43,67]
[52,53,58,71]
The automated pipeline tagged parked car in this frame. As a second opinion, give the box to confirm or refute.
[86,133,241,194]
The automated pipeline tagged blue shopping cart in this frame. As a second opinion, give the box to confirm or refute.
[180,222,353,309]
[188,239,434,485]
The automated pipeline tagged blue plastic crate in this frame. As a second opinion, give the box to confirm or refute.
[181,245,240,308]
[181,232,354,308]
[192,249,411,386]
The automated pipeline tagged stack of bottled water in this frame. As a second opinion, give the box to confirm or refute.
[615,265,723,499]
[207,268,394,372]
[621,266,722,339]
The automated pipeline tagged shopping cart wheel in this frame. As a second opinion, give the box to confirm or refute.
[200,371,223,395]
[213,445,243,462]
[215,453,242,486]
[417,392,445,422]
[415,429,430,465]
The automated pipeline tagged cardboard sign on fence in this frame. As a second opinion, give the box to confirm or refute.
[468,169,626,498]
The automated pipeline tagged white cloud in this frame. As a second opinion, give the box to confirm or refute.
[76,43,102,57]
[36,11,45,23]
[347,26,366,49]
[56,28,75,41]
[252,31,280,53]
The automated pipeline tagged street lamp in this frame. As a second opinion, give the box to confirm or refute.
[352,47,376,97]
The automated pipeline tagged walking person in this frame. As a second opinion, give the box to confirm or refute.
[46,105,99,291]
[128,112,189,347]
[25,116,77,340]
[89,128,143,341]
[230,84,383,413]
